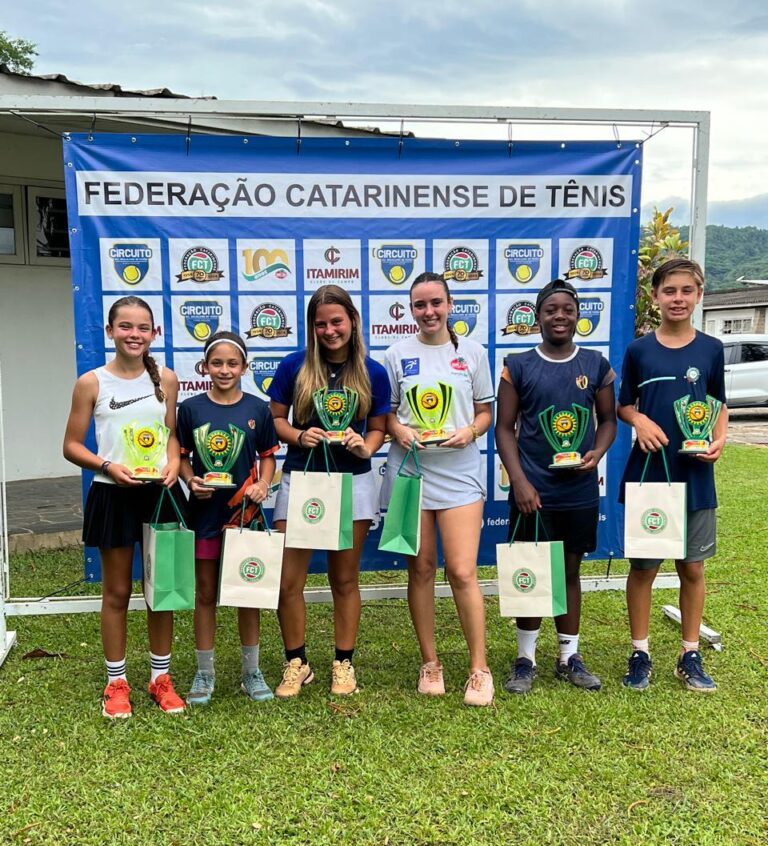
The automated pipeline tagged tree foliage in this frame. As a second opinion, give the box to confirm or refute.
[0,30,37,75]
[635,208,688,336]
[679,224,768,290]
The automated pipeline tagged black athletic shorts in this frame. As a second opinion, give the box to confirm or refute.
[507,505,599,555]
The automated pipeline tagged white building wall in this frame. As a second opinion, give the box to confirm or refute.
[704,307,757,337]
[0,131,76,481]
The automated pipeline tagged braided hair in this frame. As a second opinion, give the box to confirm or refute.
[409,271,458,350]
[107,296,165,402]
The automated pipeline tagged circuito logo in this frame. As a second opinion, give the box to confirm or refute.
[239,557,265,583]
[575,296,605,337]
[641,508,667,534]
[372,244,417,285]
[450,298,480,337]
[513,568,536,593]
[246,304,292,340]
[302,498,325,524]
[176,247,224,284]
[505,244,543,284]
[110,243,152,284]
[181,300,223,342]
[501,301,539,337]
[443,247,483,283]
[241,248,291,282]
[566,245,608,281]
[250,357,282,394]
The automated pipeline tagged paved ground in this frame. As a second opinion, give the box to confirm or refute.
[2,409,766,551]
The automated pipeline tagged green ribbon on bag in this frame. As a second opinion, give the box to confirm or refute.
[639,448,672,486]
[239,499,272,535]
[150,486,188,529]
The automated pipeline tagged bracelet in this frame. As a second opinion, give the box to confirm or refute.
[100,460,112,477]
[297,430,305,447]
[470,424,480,441]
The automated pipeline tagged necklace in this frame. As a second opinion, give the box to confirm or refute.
[327,359,348,380]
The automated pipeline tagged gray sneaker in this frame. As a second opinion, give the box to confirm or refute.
[503,657,537,694]
[186,670,215,706]
[555,654,601,691]
[241,668,274,702]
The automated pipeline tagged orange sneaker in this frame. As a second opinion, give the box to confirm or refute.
[148,674,186,714]
[102,679,132,719]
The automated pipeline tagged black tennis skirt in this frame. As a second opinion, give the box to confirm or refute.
[82,482,188,549]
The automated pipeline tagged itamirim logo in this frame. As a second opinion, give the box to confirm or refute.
[641,508,667,534]
[239,557,265,583]
[302,498,325,524]
[512,568,536,593]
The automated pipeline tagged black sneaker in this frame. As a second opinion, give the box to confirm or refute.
[503,657,537,694]
[622,650,652,690]
[555,654,601,691]
[674,650,717,692]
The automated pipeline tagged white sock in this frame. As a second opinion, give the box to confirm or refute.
[149,652,171,683]
[631,638,650,654]
[516,627,540,666]
[558,633,579,664]
[682,640,700,653]
[105,657,127,683]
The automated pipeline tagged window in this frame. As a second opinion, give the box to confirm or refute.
[26,187,70,265]
[722,318,752,334]
[0,184,24,264]
[741,344,768,363]
[723,344,740,365]
[706,320,716,334]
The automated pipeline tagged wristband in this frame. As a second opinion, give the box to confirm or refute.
[470,424,480,441]
[100,460,112,477]
[297,430,305,447]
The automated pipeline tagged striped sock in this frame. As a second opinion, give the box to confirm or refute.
[105,657,127,683]
[149,652,171,683]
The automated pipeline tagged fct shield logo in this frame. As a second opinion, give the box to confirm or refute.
[566,245,608,281]
[372,244,417,285]
[443,247,483,283]
[575,296,605,338]
[250,357,282,394]
[505,244,543,284]
[176,247,224,283]
[450,298,481,337]
[246,303,292,340]
[501,301,540,337]
[180,301,223,342]
[110,243,152,285]
[241,248,292,282]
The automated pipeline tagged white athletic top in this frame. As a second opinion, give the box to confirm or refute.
[92,366,167,485]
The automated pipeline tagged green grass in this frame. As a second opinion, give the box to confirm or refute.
[2,445,767,845]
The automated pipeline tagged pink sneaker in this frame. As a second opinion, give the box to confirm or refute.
[418,661,445,696]
[463,669,494,707]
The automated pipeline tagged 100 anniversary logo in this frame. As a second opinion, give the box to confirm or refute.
[176,247,225,283]
[110,243,152,284]
[246,304,292,340]
[443,247,483,283]
[501,301,540,337]
[241,248,291,281]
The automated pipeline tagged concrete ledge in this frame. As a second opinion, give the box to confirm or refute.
[9,530,82,555]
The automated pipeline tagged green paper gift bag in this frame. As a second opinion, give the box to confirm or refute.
[285,441,353,551]
[142,488,195,612]
[379,444,423,556]
[496,513,567,618]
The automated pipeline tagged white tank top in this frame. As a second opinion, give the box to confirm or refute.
[92,366,167,484]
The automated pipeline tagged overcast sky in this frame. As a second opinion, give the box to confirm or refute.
[5,1,767,209]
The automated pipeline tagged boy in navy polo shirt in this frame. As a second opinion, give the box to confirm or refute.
[618,258,728,692]
[496,279,617,694]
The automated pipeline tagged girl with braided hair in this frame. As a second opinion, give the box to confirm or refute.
[63,295,186,718]
[381,272,495,706]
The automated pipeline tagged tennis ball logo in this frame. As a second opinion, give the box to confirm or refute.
[302,498,325,524]
[576,317,593,335]
[420,391,439,410]
[687,404,708,424]
[389,265,406,283]
[109,244,153,285]
[641,508,667,534]
[123,265,141,284]
[516,264,533,283]
[453,320,470,336]
[553,414,575,435]
[137,429,156,448]
[239,557,265,583]
[513,568,536,593]
[207,432,230,454]
[327,396,344,413]
[193,322,212,341]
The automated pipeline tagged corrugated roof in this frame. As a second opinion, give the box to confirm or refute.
[0,63,214,99]
[703,287,768,309]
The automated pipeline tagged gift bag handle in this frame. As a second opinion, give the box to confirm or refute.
[151,486,187,528]
[639,447,672,486]
[396,442,422,477]
[508,510,550,546]
[302,437,338,476]
[239,499,272,535]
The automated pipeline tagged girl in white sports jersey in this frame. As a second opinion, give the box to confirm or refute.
[382,272,495,706]
[63,295,186,719]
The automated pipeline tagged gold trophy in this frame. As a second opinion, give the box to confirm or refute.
[673,394,723,454]
[121,421,169,480]
[192,423,246,488]
[538,404,589,469]
[406,382,454,446]
[312,387,359,444]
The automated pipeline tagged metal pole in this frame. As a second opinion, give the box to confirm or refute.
[689,115,711,328]
[0,360,17,668]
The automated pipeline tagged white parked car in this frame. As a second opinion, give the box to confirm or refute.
[720,334,768,408]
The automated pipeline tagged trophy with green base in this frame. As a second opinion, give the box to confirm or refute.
[538,404,589,468]
[406,382,454,446]
[193,423,246,488]
[673,394,722,454]
[122,421,169,480]
[312,387,359,444]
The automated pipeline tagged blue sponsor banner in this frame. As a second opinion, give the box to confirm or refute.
[64,134,641,579]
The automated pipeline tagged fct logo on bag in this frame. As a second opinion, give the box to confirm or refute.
[641,508,667,534]
[110,243,152,284]
[239,557,266,583]
[512,568,536,593]
[302,498,326,524]
[181,301,223,342]
[505,244,543,284]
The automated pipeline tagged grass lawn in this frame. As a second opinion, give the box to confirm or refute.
[1,444,766,845]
